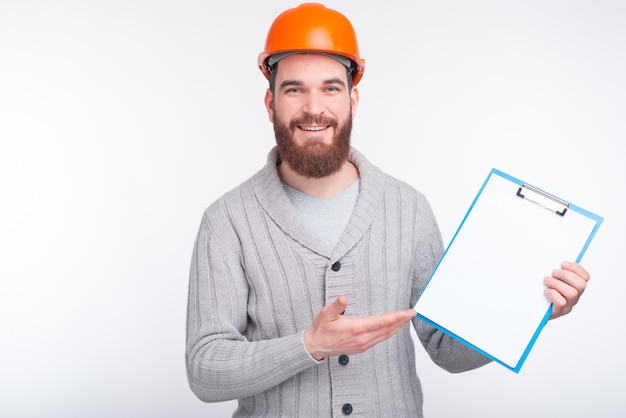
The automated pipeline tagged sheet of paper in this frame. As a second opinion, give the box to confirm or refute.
[415,170,602,372]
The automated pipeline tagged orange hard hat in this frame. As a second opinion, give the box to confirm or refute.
[258,3,366,85]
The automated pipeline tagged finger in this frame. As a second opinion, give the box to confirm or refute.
[544,273,583,302]
[351,312,414,350]
[544,287,568,308]
[548,268,587,295]
[324,295,349,319]
[357,309,415,334]
[561,261,590,282]
[545,288,572,319]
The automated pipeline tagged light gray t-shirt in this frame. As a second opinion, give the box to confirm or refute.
[282,180,360,252]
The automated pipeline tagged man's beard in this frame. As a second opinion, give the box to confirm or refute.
[273,113,352,178]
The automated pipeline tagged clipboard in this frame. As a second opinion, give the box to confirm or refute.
[414,168,603,373]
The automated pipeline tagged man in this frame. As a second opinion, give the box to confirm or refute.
[186,4,590,417]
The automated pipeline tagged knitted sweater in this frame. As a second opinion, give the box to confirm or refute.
[186,147,490,417]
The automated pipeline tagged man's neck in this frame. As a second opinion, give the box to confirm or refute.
[278,160,359,199]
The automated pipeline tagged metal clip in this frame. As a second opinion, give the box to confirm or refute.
[516,184,569,217]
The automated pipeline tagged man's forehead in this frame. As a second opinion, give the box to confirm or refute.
[275,53,350,84]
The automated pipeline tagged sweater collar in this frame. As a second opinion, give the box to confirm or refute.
[251,146,385,260]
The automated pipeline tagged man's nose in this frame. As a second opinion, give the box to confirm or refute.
[302,91,324,115]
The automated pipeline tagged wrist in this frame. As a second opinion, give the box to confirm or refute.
[303,328,324,361]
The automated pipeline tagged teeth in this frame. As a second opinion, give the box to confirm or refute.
[300,126,326,131]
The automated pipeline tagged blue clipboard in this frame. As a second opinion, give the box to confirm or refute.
[414,169,603,373]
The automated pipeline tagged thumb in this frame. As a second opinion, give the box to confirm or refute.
[325,295,348,318]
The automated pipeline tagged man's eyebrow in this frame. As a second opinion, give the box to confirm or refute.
[323,78,347,87]
[279,80,304,90]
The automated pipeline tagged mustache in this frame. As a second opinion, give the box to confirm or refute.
[289,115,338,130]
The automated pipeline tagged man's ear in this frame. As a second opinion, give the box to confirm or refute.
[264,89,275,123]
[350,86,359,119]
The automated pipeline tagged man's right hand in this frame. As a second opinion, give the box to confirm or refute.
[303,295,416,361]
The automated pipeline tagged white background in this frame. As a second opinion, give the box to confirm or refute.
[1,1,624,417]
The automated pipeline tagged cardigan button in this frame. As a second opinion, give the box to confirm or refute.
[342,403,353,415]
[331,261,341,272]
[338,354,349,365]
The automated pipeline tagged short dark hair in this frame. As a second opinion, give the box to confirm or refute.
[268,61,356,95]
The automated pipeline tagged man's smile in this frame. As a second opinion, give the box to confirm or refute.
[298,124,330,132]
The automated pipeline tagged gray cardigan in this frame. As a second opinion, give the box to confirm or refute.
[186,147,489,417]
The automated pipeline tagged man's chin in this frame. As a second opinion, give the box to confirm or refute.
[297,142,333,154]
[292,132,334,148]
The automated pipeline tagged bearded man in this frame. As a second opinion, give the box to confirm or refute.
[185,4,591,417]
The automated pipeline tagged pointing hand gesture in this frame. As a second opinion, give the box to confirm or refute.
[303,295,416,360]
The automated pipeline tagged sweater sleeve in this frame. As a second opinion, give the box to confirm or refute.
[185,212,319,403]
[411,195,492,373]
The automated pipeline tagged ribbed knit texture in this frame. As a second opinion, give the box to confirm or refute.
[186,147,490,417]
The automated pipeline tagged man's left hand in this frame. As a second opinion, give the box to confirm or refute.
[544,261,590,320]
